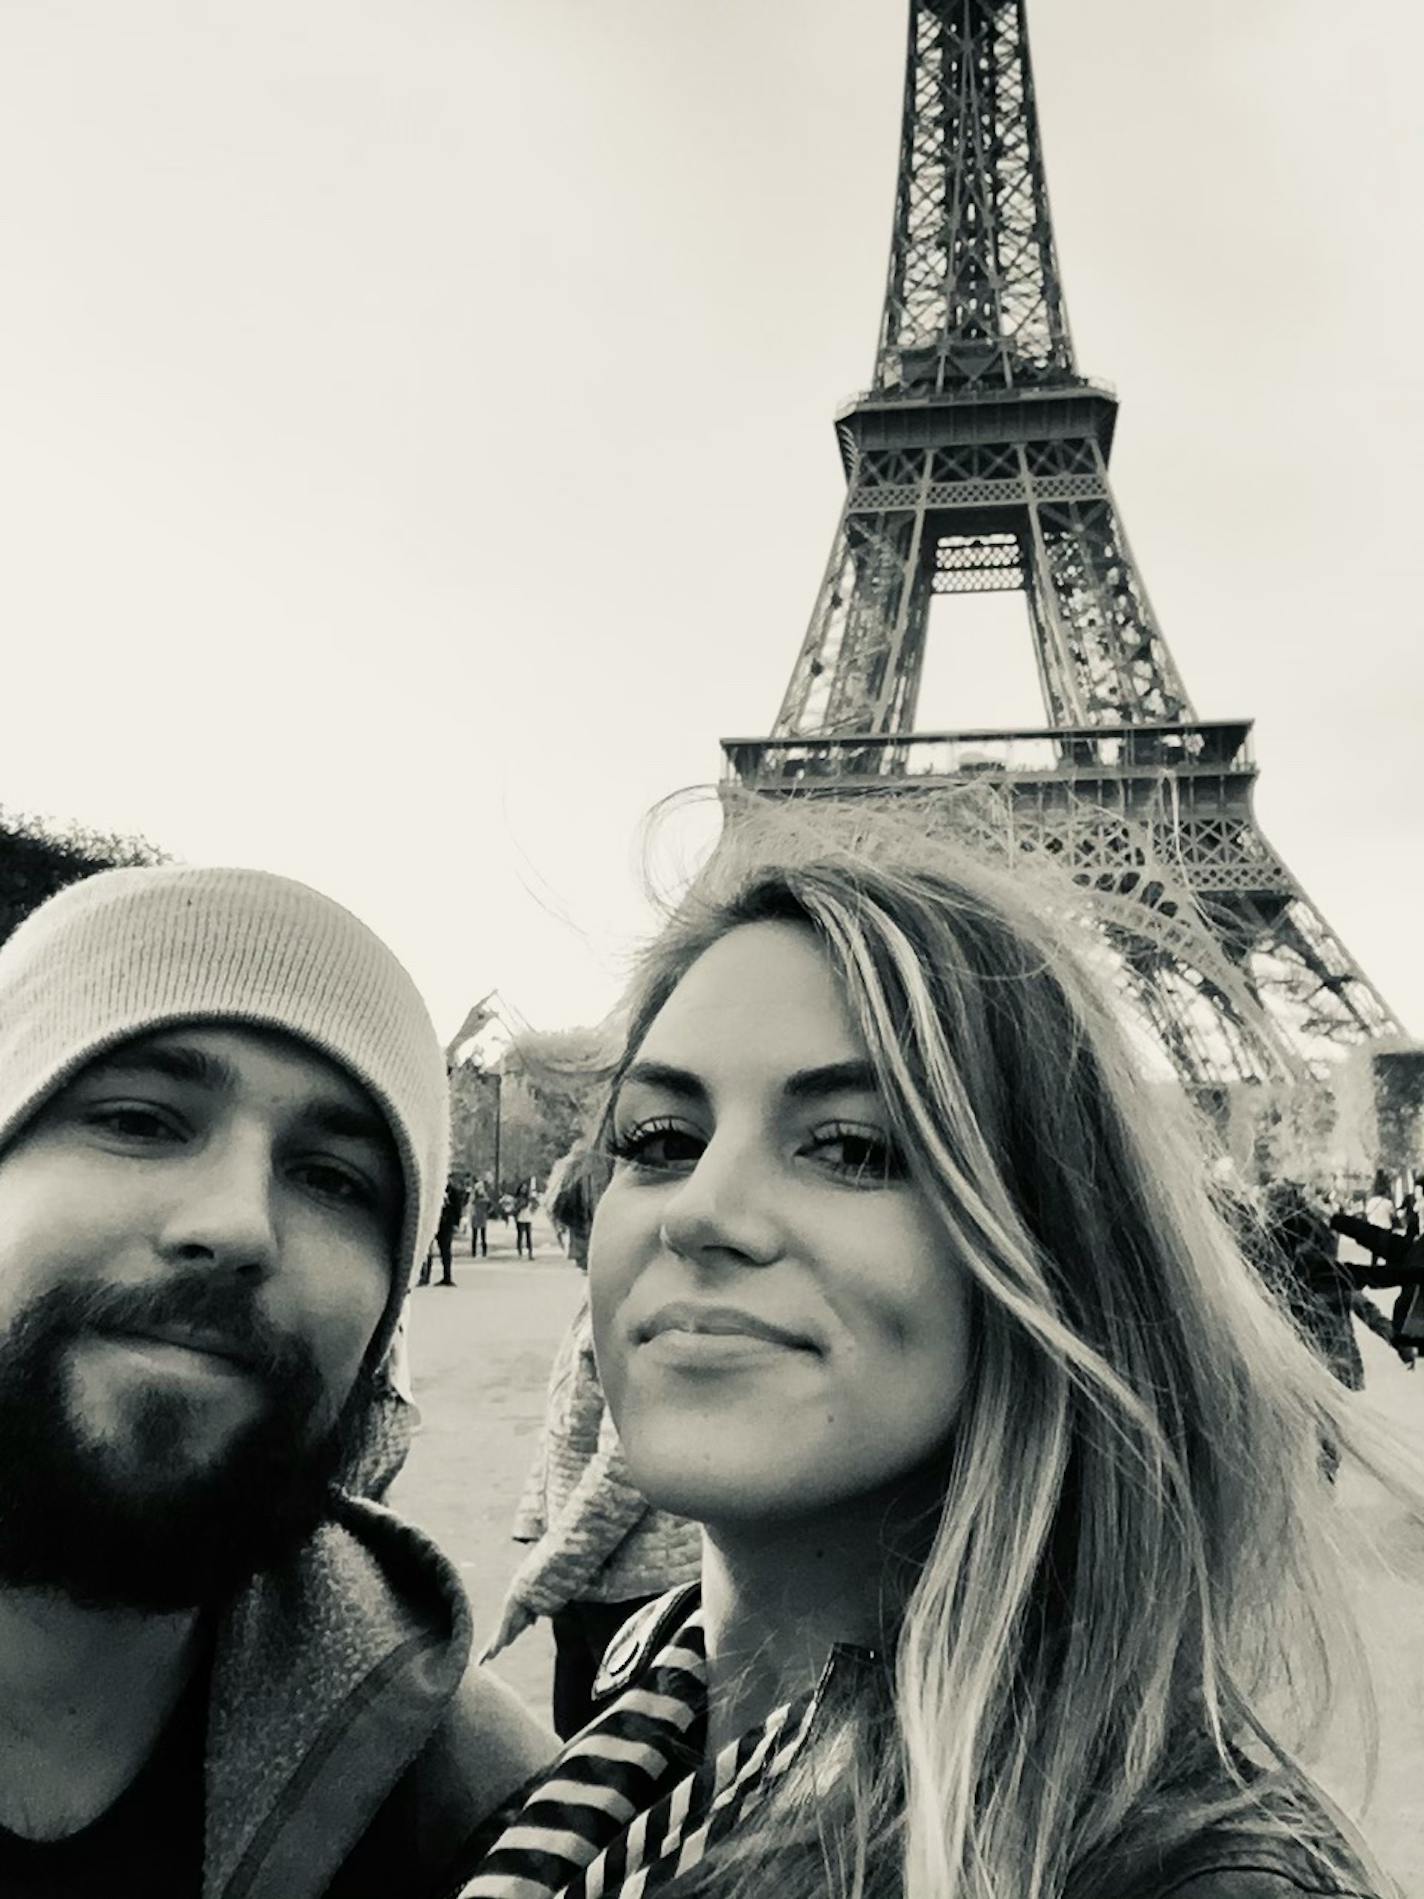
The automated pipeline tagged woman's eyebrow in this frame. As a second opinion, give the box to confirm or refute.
[617,1058,877,1106]
[782,1060,878,1101]
[618,1061,707,1104]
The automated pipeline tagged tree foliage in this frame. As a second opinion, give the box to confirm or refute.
[1374,1052,1424,1175]
[447,1024,613,1193]
[0,806,166,948]
[448,1062,501,1187]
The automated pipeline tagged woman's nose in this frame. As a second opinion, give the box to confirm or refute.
[657,1138,781,1269]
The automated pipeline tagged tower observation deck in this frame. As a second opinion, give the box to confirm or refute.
[721,0,1398,1090]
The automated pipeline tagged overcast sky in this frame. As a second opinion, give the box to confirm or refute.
[1,0,1418,1047]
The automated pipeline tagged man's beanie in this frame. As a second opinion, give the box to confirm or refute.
[0,866,450,1354]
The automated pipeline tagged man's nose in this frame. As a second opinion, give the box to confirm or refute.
[155,1131,281,1279]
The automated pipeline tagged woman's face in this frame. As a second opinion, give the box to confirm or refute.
[590,918,972,1526]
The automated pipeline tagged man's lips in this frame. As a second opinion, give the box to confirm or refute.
[636,1302,817,1352]
[99,1325,262,1373]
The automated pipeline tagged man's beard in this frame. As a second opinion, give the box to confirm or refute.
[0,1273,375,1612]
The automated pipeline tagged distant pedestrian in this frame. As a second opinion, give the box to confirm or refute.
[1329,1208,1424,1368]
[423,1178,465,1286]
[469,1176,491,1257]
[1365,1170,1396,1264]
[1260,1181,1362,1391]
[1400,1177,1422,1245]
[514,1182,537,1259]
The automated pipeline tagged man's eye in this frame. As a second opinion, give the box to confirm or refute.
[806,1124,902,1187]
[608,1120,704,1173]
[293,1160,376,1207]
[84,1105,183,1142]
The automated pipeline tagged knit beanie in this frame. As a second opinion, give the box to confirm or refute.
[0,866,450,1361]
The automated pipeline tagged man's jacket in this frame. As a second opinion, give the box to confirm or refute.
[203,1490,553,1899]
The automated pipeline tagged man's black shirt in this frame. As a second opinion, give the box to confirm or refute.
[0,1660,206,1899]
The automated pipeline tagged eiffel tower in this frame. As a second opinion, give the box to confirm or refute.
[721,0,1399,1092]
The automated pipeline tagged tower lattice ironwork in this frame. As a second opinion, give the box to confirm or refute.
[722,0,1399,1090]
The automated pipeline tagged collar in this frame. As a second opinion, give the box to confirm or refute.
[591,1581,882,1719]
[591,1582,700,1704]
[202,1496,471,1899]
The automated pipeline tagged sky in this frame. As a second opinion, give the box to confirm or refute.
[0,0,1419,1049]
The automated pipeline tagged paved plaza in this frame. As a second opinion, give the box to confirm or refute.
[390,1219,584,1712]
[389,1228,1424,1894]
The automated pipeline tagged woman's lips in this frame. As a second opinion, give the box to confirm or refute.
[637,1301,818,1357]
[639,1328,811,1370]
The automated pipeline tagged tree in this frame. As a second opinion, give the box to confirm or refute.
[449,1062,501,1186]
[447,1025,613,1193]
[1,806,166,948]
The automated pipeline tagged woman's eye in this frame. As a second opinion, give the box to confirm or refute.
[609,1120,704,1174]
[807,1125,902,1187]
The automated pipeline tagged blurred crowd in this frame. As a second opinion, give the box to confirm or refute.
[1244,1167,1424,1383]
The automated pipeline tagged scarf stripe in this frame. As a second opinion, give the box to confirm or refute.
[532,1782,638,1820]
[459,1602,817,1899]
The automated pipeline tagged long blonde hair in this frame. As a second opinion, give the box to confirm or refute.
[587,795,1419,1899]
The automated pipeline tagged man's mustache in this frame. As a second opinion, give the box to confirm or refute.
[34,1272,311,1391]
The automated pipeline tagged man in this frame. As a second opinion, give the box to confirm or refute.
[1329,1203,1424,1368]
[0,865,552,1897]
[420,1178,466,1287]
[1259,1180,1364,1391]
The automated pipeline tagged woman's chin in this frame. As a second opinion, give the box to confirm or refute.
[627,1447,855,1532]
[626,1447,789,1528]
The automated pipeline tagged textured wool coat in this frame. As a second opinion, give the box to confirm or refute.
[200,1491,553,1899]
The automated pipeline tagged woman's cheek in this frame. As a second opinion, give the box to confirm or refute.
[587,1191,641,1380]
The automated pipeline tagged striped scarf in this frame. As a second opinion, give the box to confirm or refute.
[460,1606,818,1899]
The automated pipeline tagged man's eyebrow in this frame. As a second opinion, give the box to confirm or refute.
[782,1060,879,1102]
[88,1044,237,1091]
[301,1101,397,1151]
[81,1047,394,1152]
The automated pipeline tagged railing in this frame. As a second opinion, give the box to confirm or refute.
[721,721,1256,788]
[839,373,1119,411]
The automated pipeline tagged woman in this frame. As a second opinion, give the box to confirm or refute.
[460,800,1415,1899]
[514,1181,538,1260]
[1364,1173,1396,1267]
[469,1175,492,1258]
